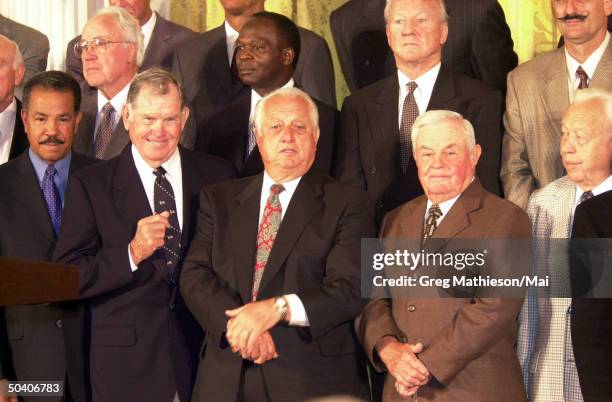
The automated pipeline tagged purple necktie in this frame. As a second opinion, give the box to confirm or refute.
[42,164,62,235]
[94,102,115,159]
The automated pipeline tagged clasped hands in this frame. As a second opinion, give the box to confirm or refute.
[377,336,431,397]
[224,298,285,364]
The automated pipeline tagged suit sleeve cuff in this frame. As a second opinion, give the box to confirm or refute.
[285,294,309,326]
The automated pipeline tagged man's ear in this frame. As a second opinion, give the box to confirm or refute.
[281,47,295,66]
[122,104,132,129]
[14,63,25,87]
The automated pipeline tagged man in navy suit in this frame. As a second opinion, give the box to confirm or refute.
[54,68,235,402]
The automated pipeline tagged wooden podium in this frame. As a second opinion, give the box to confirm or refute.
[0,256,79,305]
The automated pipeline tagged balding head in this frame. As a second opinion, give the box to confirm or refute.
[0,34,25,111]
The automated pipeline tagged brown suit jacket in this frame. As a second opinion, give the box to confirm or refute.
[355,180,531,402]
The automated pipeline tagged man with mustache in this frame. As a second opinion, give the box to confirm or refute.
[0,71,96,402]
[501,0,612,210]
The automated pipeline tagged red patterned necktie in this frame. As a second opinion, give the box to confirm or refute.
[252,183,285,301]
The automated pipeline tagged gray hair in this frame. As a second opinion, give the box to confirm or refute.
[412,110,475,149]
[253,87,319,134]
[0,34,24,70]
[92,6,144,66]
[127,67,185,108]
[384,0,449,24]
[571,88,612,133]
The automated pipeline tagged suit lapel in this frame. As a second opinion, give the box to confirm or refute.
[141,13,169,70]
[208,25,244,100]
[103,119,130,159]
[397,197,427,239]
[12,153,56,243]
[179,148,196,258]
[73,91,97,157]
[592,40,612,90]
[9,99,28,159]
[112,147,168,279]
[426,66,458,111]
[257,172,324,296]
[540,49,569,141]
[231,175,262,303]
[230,95,252,171]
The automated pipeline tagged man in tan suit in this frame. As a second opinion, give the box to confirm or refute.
[356,110,531,401]
[501,0,612,209]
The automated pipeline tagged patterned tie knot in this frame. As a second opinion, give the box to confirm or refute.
[579,190,594,204]
[427,204,442,220]
[153,166,167,179]
[45,164,57,178]
[407,81,418,95]
[270,183,285,196]
[102,102,115,115]
[576,66,589,89]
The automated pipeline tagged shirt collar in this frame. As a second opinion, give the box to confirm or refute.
[262,169,301,198]
[28,147,72,189]
[575,174,612,207]
[140,11,157,52]
[565,31,610,85]
[131,143,181,180]
[224,20,240,65]
[397,63,441,95]
[97,81,131,115]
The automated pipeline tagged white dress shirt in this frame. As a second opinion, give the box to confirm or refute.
[128,145,184,271]
[95,83,131,137]
[397,63,441,129]
[258,171,310,326]
[424,193,461,226]
[249,78,295,122]
[565,31,610,102]
[0,98,17,164]
[141,11,157,54]
[224,21,240,65]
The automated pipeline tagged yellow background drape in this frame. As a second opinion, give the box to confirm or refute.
[169,0,563,107]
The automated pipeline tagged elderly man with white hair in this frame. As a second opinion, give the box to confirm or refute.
[518,88,612,402]
[72,6,144,160]
[181,87,374,402]
[356,110,531,401]
[0,34,26,165]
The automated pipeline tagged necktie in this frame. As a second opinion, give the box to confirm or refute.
[94,102,115,159]
[153,167,182,276]
[252,184,285,301]
[42,164,62,235]
[576,66,589,90]
[579,190,593,204]
[422,204,442,247]
[400,82,419,173]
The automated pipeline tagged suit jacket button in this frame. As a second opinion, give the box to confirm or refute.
[370,165,376,174]
[169,303,175,310]
[408,305,416,312]
[376,203,383,209]
[55,319,63,328]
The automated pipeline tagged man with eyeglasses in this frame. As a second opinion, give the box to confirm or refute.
[72,6,142,160]
[66,0,195,93]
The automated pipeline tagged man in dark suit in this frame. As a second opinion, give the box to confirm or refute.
[53,68,235,402]
[72,7,142,160]
[0,35,27,164]
[0,14,49,99]
[335,0,502,225]
[330,0,517,93]
[66,0,196,92]
[356,110,530,401]
[172,0,336,148]
[0,71,96,402]
[196,11,337,177]
[181,87,374,402]
[568,91,612,402]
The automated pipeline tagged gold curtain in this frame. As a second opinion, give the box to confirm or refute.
[170,0,562,105]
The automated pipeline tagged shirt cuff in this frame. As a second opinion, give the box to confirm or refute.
[128,244,139,272]
[285,293,309,326]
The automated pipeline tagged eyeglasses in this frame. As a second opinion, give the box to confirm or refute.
[73,38,132,58]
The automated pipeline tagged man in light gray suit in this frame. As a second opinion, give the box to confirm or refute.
[0,14,49,99]
[72,6,143,160]
[518,88,612,402]
[501,0,612,209]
